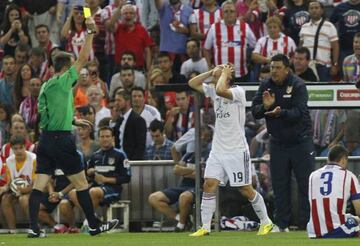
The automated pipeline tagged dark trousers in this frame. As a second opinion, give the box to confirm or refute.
[316,64,331,82]
[270,138,315,229]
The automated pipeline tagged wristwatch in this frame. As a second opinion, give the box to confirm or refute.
[87,29,96,35]
[58,191,64,199]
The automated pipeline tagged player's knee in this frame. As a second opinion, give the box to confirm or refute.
[148,192,164,206]
[1,194,13,207]
[203,179,218,192]
[239,185,255,199]
[179,192,193,206]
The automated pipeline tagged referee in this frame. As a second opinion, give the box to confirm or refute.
[251,54,315,232]
[27,16,118,238]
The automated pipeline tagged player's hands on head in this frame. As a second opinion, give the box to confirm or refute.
[212,65,223,78]
[262,90,275,110]
[222,64,234,79]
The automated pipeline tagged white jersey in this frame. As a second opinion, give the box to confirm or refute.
[204,20,256,78]
[6,151,36,182]
[307,164,360,238]
[203,83,247,153]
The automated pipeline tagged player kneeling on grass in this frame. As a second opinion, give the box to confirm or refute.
[0,135,36,233]
[188,64,273,237]
[308,145,360,238]
[66,127,131,224]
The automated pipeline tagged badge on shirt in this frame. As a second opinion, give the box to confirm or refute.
[108,157,115,165]
[286,85,293,94]
[123,159,130,168]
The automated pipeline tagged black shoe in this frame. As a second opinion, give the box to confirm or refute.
[27,229,47,238]
[89,219,119,236]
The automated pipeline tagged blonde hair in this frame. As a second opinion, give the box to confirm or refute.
[149,67,166,85]
[266,16,282,29]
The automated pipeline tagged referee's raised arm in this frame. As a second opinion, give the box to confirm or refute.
[73,17,97,74]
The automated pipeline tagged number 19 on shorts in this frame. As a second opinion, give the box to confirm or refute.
[233,172,243,183]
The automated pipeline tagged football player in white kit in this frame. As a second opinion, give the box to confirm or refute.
[188,64,273,236]
[307,145,360,238]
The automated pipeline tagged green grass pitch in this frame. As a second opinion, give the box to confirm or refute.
[0,231,359,246]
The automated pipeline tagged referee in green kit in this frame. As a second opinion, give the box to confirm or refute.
[27,15,118,238]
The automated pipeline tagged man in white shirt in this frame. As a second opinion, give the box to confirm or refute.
[307,145,360,238]
[188,64,273,237]
[180,39,209,78]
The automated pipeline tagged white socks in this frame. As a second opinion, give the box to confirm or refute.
[201,192,216,231]
[249,191,271,225]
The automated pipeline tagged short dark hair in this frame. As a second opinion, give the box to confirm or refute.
[186,38,200,48]
[149,119,164,132]
[260,64,270,74]
[354,32,360,39]
[158,52,171,60]
[121,50,136,61]
[308,0,324,9]
[328,145,349,163]
[131,86,145,96]
[271,54,290,68]
[98,126,114,137]
[76,104,96,115]
[120,64,134,74]
[35,24,49,32]
[15,43,31,54]
[9,135,26,146]
[3,55,15,62]
[295,47,311,60]
[115,89,132,101]
[30,47,46,59]
[53,52,73,73]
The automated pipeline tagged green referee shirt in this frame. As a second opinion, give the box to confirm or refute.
[38,66,78,131]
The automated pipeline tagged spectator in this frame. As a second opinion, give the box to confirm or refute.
[1,135,36,233]
[0,103,14,148]
[311,109,347,156]
[14,44,30,68]
[109,3,154,71]
[330,0,360,71]
[131,87,161,146]
[307,145,360,238]
[28,47,48,81]
[76,125,99,163]
[109,65,137,98]
[144,119,174,160]
[85,59,109,101]
[279,0,310,45]
[164,91,194,141]
[87,85,111,133]
[0,55,17,108]
[155,0,195,71]
[142,0,158,30]
[73,68,92,108]
[108,99,121,127]
[292,47,318,82]
[180,39,209,78]
[113,89,147,160]
[251,16,297,66]
[110,51,147,92]
[13,63,35,110]
[19,77,41,130]
[61,6,95,60]
[251,54,315,231]
[158,52,187,84]
[343,32,360,83]
[34,24,58,58]
[342,110,360,156]
[1,120,35,162]
[204,0,256,81]
[299,0,339,82]
[0,4,30,57]
[190,0,221,42]
[148,88,167,119]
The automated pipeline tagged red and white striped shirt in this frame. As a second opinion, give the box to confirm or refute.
[308,164,360,238]
[253,33,296,58]
[191,7,222,37]
[65,29,95,60]
[204,20,256,78]
[101,4,117,55]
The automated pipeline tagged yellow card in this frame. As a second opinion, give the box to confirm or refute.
[83,7,91,18]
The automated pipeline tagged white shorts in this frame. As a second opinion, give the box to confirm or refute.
[204,150,252,187]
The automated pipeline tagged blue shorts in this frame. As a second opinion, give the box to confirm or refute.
[98,185,121,206]
[36,131,84,176]
[162,187,195,205]
[322,217,360,238]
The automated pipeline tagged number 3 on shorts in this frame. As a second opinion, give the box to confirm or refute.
[232,172,243,183]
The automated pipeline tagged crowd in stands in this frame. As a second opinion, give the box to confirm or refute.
[0,0,359,232]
